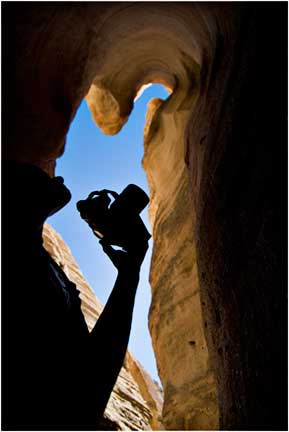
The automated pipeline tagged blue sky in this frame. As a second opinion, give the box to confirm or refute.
[49,84,168,385]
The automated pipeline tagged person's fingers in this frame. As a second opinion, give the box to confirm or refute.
[99,238,148,270]
[99,239,114,256]
[127,239,149,259]
[99,240,124,267]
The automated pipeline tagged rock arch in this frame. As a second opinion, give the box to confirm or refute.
[2,3,286,430]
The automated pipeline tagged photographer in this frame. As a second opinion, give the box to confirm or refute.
[2,161,149,430]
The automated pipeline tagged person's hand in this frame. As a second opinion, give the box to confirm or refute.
[99,239,148,273]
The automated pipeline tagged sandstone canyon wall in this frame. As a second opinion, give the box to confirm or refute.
[3,3,287,430]
[42,223,163,431]
[143,98,218,430]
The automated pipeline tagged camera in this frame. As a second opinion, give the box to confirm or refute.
[76,184,151,250]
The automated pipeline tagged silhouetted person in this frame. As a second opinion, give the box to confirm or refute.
[2,161,148,431]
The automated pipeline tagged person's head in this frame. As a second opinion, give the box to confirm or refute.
[3,160,71,226]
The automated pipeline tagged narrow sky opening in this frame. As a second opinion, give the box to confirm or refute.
[49,84,169,385]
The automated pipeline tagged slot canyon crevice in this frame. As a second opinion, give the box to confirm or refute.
[2,2,287,431]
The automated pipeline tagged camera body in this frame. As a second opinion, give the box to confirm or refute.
[76,184,151,251]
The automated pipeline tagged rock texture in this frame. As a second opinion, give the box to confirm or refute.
[2,3,287,430]
[143,98,218,430]
[42,223,163,431]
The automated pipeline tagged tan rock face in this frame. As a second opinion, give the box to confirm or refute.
[143,101,218,430]
[42,223,163,430]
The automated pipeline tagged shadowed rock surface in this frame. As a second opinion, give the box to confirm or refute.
[2,3,287,430]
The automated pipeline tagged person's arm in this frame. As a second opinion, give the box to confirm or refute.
[89,239,148,420]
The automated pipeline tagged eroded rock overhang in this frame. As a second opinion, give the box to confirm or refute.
[3,2,211,174]
[84,3,203,136]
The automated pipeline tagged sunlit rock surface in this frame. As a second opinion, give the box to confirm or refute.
[42,223,163,431]
[143,98,218,430]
